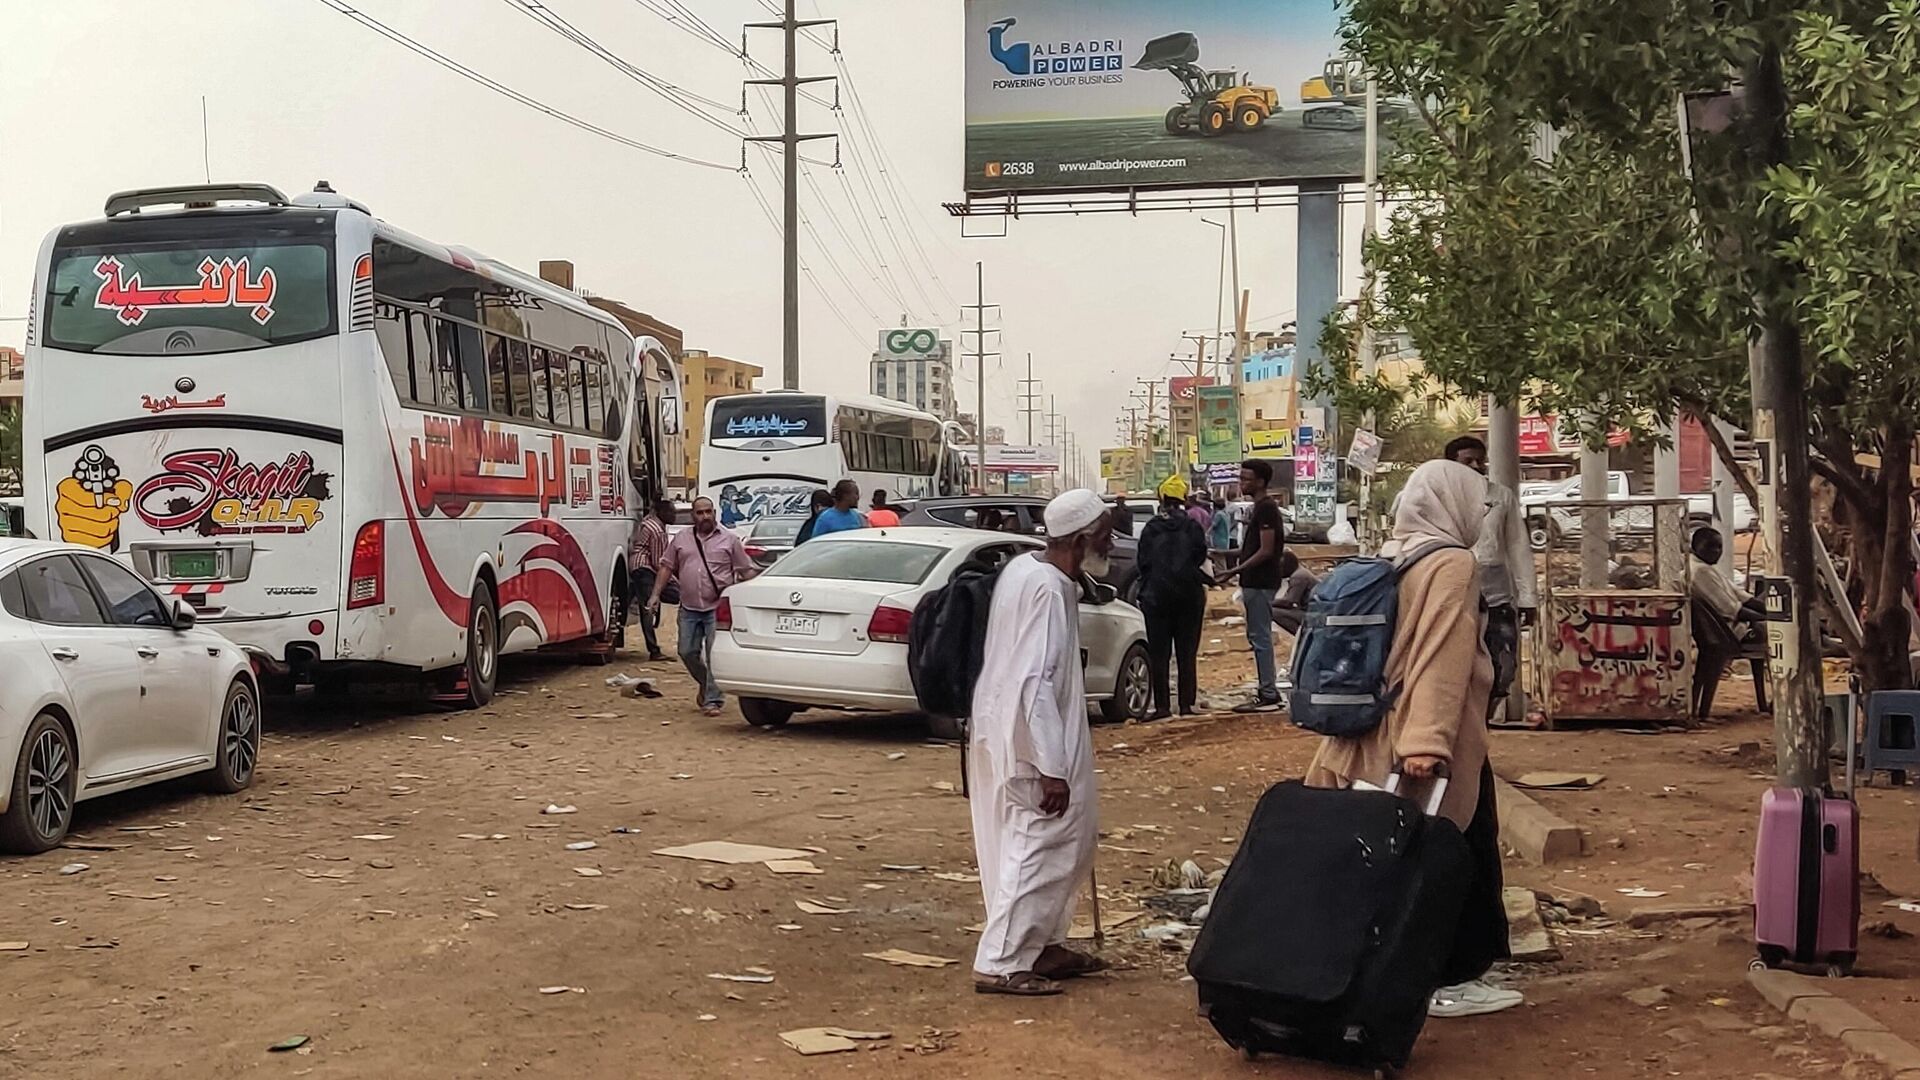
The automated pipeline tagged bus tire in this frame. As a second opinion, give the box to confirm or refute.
[463,586,499,708]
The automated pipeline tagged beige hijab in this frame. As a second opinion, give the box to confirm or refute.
[1382,459,1488,560]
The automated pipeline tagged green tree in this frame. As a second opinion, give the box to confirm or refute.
[1339,0,1919,695]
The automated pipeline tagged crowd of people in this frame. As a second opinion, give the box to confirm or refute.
[629,454,1543,1029]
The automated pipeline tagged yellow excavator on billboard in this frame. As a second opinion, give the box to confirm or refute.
[1300,56,1409,130]
[1135,32,1279,137]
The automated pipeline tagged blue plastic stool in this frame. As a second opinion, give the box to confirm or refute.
[1863,691,1920,786]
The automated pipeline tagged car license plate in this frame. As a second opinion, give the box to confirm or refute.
[167,551,219,580]
[775,612,820,636]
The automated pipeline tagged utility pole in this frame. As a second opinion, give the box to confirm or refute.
[1179,332,1211,382]
[1016,353,1044,447]
[1744,41,1825,789]
[959,262,1000,493]
[745,2,837,391]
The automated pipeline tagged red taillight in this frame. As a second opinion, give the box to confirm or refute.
[743,545,767,560]
[348,521,384,609]
[868,604,913,644]
[715,596,733,632]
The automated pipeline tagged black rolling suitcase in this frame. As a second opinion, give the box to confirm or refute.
[1187,772,1473,1072]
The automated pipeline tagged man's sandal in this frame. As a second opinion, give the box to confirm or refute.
[973,972,1063,996]
[1035,948,1109,979]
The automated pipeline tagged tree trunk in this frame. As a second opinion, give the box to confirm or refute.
[1856,429,1915,692]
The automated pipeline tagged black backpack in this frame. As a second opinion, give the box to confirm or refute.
[907,559,1001,722]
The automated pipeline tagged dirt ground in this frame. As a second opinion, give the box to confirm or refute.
[2,609,1917,1079]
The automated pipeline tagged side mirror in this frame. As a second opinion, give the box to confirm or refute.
[172,599,197,630]
[1091,581,1118,606]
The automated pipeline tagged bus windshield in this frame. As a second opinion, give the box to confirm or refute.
[710,396,827,448]
[44,212,336,356]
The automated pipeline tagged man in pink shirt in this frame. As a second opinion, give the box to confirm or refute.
[647,497,758,716]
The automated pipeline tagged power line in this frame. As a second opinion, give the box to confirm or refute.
[740,172,865,346]
[311,0,734,170]
[501,0,744,135]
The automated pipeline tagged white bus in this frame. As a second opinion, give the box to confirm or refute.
[23,182,665,707]
[700,392,963,527]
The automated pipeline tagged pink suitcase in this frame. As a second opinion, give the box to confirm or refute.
[1753,696,1860,976]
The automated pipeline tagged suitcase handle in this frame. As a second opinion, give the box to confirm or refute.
[1384,762,1450,817]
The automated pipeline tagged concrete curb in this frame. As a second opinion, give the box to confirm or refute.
[1749,969,1920,1077]
[1494,778,1587,863]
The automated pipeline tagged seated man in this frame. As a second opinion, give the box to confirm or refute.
[1690,527,1766,639]
[1270,550,1320,637]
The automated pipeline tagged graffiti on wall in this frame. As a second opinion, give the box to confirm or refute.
[1540,592,1693,721]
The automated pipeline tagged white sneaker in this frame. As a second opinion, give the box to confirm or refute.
[1428,980,1524,1018]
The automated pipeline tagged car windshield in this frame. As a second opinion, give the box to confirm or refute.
[751,517,805,541]
[765,541,947,585]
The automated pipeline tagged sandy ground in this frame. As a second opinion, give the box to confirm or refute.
[2,609,1916,1079]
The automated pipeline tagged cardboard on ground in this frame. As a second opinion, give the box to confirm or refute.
[780,1027,892,1055]
[652,841,814,865]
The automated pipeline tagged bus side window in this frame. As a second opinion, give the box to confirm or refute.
[484,333,512,418]
[455,322,489,413]
[549,351,574,428]
[507,339,535,421]
[584,355,606,435]
[374,303,414,401]
[407,313,438,407]
[529,347,555,423]
[432,316,463,408]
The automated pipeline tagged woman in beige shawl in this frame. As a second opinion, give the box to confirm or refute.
[1305,458,1519,1019]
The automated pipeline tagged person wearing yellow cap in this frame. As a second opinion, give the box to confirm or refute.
[1136,474,1211,719]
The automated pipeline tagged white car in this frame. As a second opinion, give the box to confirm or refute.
[0,541,259,854]
[709,528,1152,736]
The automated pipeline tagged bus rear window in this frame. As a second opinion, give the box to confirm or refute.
[710,397,827,447]
[44,237,335,355]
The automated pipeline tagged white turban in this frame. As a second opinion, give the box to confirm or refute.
[1044,488,1109,539]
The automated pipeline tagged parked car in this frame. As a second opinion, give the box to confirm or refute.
[0,540,259,853]
[897,496,1141,601]
[1521,470,1755,550]
[741,515,807,569]
[707,528,1151,737]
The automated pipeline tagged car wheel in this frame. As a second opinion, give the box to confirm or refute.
[0,713,76,854]
[740,697,797,729]
[463,586,499,708]
[205,679,260,794]
[925,713,966,742]
[1101,644,1152,724]
[583,579,626,666]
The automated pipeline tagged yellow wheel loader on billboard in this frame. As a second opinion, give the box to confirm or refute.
[1135,32,1279,137]
[1300,56,1409,131]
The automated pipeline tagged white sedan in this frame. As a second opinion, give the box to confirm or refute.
[0,540,259,854]
[709,528,1151,735]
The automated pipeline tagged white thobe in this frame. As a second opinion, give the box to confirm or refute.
[968,552,1098,977]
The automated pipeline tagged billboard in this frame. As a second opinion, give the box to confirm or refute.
[1196,385,1244,465]
[985,444,1062,472]
[1100,447,1136,480]
[878,327,944,361]
[964,0,1372,194]
[1169,374,1215,402]
[1248,427,1293,458]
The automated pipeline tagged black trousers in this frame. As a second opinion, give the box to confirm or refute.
[1440,761,1511,986]
[629,567,662,656]
[1141,588,1205,714]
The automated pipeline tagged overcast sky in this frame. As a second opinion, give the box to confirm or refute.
[0,0,1361,476]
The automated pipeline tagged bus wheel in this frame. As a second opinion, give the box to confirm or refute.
[462,587,499,708]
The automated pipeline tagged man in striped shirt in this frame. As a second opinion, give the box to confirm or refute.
[629,498,672,662]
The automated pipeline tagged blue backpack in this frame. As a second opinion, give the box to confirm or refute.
[1288,544,1464,737]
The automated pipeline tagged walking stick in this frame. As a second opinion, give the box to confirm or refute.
[1089,863,1105,949]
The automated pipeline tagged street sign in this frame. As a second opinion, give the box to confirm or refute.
[985,444,1061,472]
[1347,428,1382,475]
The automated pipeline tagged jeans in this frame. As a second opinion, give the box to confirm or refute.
[1242,587,1279,700]
[1142,588,1205,714]
[1483,604,1519,715]
[630,567,662,656]
[677,607,722,708]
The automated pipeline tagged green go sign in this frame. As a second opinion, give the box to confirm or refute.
[881,328,942,358]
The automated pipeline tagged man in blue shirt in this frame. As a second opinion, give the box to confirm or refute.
[810,479,869,538]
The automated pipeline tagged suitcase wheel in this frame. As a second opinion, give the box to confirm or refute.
[1826,960,1852,979]
[1749,957,1772,973]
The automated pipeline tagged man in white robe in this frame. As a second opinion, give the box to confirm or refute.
[968,488,1113,996]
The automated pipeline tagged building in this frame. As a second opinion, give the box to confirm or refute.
[870,328,955,419]
[680,349,764,481]
[0,346,21,497]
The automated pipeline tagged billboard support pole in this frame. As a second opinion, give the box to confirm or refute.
[1296,179,1342,528]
